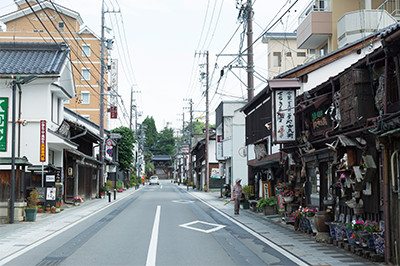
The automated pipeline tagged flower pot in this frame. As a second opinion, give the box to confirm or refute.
[262,205,275,215]
[334,225,346,241]
[25,208,37,222]
[326,222,337,238]
[37,208,43,213]
[344,228,356,244]
[74,202,80,206]
[373,232,385,255]
[357,232,375,249]
[56,208,61,213]
[307,216,317,233]
[45,207,50,212]
[315,211,333,232]
[242,200,250,209]
[51,209,56,214]
[282,196,294,203]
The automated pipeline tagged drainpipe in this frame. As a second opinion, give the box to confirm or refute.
[383,145,391,263]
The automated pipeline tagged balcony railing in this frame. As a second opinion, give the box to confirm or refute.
[337,9,397,48]
[377,0,400,19]
[298,0,332,25]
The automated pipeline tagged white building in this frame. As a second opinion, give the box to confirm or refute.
[215,101,248,186]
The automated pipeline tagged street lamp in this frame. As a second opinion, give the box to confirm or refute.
[10,75,37,224]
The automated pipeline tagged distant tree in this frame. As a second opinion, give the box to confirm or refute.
[111,126,135,171]
[186,121,216,134]
[140,116,158,150]
[145,161,155,177]
[154,127,175,157]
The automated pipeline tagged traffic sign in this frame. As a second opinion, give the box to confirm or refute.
[106,148,113,155]
[106,139,113,146]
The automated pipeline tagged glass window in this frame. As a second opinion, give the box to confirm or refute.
[286,52,292,57]
[82,68,90,80]
[297,52,306,57]
[58,22,64,28]
[81,91,90,104]
[273,52,281,67]
[82,44,91,57]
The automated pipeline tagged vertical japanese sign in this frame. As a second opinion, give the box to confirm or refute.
[0,98,8,152]
[272,89,296,143]
[216,135,223,159]
[40,120,46,162]
[110,59,118,91]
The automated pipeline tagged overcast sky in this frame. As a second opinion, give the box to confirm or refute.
[0,0,309,131]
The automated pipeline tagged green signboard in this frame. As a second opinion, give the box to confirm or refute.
[0,97,8,152]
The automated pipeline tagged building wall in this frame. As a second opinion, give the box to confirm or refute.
[266,38,310,79]
[0,5,106,126]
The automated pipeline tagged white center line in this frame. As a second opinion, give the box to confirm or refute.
[146,205,161,266]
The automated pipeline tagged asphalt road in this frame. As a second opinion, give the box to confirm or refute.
[5,181,299,266]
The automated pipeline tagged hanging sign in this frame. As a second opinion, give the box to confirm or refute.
[270,79,299,144]
[40,120,46,162]
[0,98,8,152]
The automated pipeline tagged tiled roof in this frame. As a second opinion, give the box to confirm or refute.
[378,22,400,38]
[0,42,69,75]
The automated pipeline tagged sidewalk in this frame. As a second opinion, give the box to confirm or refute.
[0,186,142,264]
[185,187,384,266]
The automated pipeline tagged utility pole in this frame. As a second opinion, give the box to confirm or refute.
[99,0,106,189]
[100,2,120,189]
[246,0,254,101]
[205,51,210,192]
[129,86,133,130]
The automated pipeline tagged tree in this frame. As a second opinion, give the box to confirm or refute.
[154,127,175,158]
[141,116,158,151]
[111,126,135,171]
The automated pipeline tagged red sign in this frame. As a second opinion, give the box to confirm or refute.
[110,106,118,119]
[40,120,46,162]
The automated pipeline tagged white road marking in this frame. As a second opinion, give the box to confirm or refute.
[179,220,226,233]
[172,199,194,204]
[160,185,163,189]
[146,205,161,266]
[190,192,308,266]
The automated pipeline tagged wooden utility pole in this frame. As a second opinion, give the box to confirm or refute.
[205,51,209,192]
[246,0,254,101]
[130,86,133,130]
[189,99,193,187]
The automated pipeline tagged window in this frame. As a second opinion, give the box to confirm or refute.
[81,91,90,104]
[320,44,328,56]
[273,52,281,67]
[297,52,306,57]
[286,52,292,57]
[82,44,91,57]
[82,68,90,80]
[58,22,64,28]
[51,93,59,124]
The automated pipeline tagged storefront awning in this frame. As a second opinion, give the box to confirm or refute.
[27,164,60,172]
[0,157,32,166]
[248,153,280,167]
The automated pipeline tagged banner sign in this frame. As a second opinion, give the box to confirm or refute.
[270,79,299,144]
[40,120,46,162]
[0,98,8,152]
[210,168,220,178]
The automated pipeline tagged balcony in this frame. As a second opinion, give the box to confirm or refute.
[337,9,397,48]
[296,0,332,49]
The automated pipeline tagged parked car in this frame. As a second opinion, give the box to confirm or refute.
[149,176,159,185]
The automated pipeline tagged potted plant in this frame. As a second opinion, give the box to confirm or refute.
[282,190,294,203]
[37,203,43,213]
[242,185,251,209]
[257,197,276,215]
[55,202,62,213]
[51,206,56,214]
[45,204,51,212]
[72,197,82,206]
[25,189,39,222]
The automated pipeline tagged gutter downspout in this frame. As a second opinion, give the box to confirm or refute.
[383,144,391,264]
[70,128,87,140]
